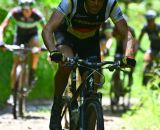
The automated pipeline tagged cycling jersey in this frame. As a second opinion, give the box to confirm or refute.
[6,7,45,35]
[141,24,160,50]
[57,0,123,39]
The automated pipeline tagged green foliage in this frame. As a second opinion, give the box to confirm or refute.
[123,87,160,130]
[119,2,160,129]
[0,0,60,106]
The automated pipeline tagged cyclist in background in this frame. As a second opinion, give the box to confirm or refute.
[0,0,45,104]
[138,10,160,85]
[112,15,137,86]
[100,15,137,89]
[99,19,113,60]
[42,0,136,129]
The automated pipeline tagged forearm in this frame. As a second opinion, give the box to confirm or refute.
[0,18,10,41]
[0,18,10,32]
[0,28,3,41]
[42,10,64,53]
[42,27,56,52]
[124,31,135,58]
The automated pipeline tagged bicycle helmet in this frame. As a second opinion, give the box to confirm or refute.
[18,0,35,8]
[145,10,157,20]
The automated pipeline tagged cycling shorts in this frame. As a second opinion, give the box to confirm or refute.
[14,33,38,47]
[55,27,101,74]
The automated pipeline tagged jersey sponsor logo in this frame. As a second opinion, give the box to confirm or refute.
[16,21,40,28]
[67,26,96,39]
[73,19,102,26]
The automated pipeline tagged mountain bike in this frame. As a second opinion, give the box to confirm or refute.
[60,56,122,130]
[110,54,133,112]
[4,44,47,119]
[145,54,160,89]
[143,51,160,86]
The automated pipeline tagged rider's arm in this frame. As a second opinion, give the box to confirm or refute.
[0,8,15,41]
[107,0,135,58]
[0,15,11,41]
[115,19,135,58]
[42,0,72,52]
[42,10,64,52]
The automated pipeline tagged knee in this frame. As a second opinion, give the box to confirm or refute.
[56,63,72,77]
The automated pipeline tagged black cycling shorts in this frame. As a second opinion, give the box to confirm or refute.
[14,33,38,46]
[55,26,101,74]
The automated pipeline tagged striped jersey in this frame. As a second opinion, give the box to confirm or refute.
[57,0,124,39]
[6,7,45,35]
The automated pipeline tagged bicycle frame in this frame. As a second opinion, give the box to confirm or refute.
[60,56,128,130]
[110,66,132,112]
[4,44,47,119]
[15,51,30,96]
[62,60,103,130]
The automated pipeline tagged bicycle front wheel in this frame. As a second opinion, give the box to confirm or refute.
[84,98,104,130]
[61,96,72,130]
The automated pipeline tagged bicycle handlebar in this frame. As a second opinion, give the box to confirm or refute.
[4,44,47,53]
[64,57,120,71]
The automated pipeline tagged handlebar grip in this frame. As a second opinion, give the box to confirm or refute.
[120,57,136,68]
[108,62,120,71]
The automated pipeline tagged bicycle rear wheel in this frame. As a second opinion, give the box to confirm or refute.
[18,86,26,118]
[84,98,104,130]
[13,72,26,119]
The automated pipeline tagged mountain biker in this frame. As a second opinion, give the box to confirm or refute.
[0,0,45,104]
[99,15,137,87]
[138,10,160,85]
[42,0,136,130]
[99,19,113,60]
[112,15,137,87]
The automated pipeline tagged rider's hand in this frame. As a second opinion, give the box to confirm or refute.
[50,50,64,62]
[120,56,136,68]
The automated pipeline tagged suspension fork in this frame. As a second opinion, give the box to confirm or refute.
[79,70,95,130]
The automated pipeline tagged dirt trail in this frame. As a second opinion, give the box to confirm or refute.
[0,98,138,130]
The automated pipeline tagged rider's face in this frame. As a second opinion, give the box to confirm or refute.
[147,19,155,29]
[22,8,32,18]
[85,0,104,15]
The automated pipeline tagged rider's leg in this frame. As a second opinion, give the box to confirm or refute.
[50,45,74,130]
[11,56,21,90]
[8,56,20,104]
[28,37,40,85]
[143,51,152,85]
